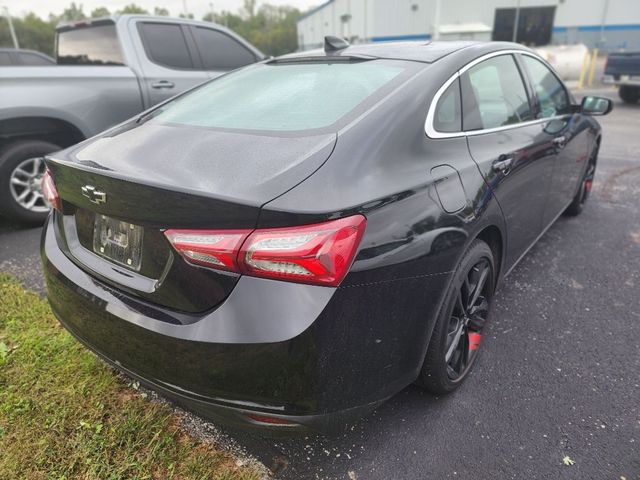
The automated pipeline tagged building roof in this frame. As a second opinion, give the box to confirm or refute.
[278,40,482,64]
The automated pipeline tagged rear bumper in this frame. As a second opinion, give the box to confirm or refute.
[42,214,449,433]
[58,313,382,435]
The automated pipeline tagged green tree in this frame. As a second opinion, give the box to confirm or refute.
[243,0,257,19]
[0,13,56,56]
[118,4,149,14]
[90,7,110,18]
[154,7,170,16]
[0,1,303,60]
[59,2,86,21]
[217,4,301,56]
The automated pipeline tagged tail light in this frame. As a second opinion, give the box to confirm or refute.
[41,168,61,211]
[163,230,249,272]
[165,215,366,287]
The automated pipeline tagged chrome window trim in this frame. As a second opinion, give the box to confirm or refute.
[425,49,565,139]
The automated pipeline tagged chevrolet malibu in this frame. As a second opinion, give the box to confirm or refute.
[41,39,612,433]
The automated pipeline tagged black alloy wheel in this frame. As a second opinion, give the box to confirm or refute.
[417,240,495,394]
[444,257,491,380]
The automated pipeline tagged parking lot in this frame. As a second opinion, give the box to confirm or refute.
[1,86,638,480]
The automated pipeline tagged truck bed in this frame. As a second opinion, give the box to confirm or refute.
[605,52,640,78]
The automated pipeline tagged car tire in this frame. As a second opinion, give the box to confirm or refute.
[416,239,495,394]
[0,140,61,225]
[565,144,598,217]
[619,85,640,104]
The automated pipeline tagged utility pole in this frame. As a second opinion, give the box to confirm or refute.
[599,0,610,48]
[432,0,441,41]
[182,0,189,17]
[209,2,215,22]
[512,0,521,43]
[1,6,20,49]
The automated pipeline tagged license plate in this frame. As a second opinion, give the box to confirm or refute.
[93,215,143,271]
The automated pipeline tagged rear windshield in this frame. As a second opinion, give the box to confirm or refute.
[57,24,124,65]
[150,61,406,132]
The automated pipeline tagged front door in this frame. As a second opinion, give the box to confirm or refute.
[518,54,591,225]
[462,53,555,271]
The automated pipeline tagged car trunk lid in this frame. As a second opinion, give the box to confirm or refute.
[46,122,336,313]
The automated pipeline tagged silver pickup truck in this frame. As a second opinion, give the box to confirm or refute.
[0,14,264,223]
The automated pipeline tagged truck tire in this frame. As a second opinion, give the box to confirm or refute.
[619,85,640,104]
[0,140,61,225]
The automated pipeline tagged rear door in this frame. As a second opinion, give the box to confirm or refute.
[134,20,209,106]
[188,25,260,79]
[518,53,588,225]
[463,53,556,270]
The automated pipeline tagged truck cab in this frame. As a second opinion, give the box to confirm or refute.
[0,15,264,224]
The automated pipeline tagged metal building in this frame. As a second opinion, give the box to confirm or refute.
[297,0,640,51]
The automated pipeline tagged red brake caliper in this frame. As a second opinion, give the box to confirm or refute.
[468,332,482,351]
[585,178,593,192]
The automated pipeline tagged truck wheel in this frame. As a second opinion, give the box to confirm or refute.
[0,140,61,225]
[619,86,640,104]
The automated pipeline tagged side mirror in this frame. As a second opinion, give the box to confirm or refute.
[581,96,613,116]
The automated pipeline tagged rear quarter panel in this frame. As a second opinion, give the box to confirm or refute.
[258,59,507,408]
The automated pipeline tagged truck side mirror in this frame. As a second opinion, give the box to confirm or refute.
[581,96,613,116]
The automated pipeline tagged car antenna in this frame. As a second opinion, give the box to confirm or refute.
[324,35,349,54]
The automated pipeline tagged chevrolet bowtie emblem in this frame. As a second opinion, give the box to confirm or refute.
[81,185,107,205]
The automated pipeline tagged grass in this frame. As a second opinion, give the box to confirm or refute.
[0,275,264,480]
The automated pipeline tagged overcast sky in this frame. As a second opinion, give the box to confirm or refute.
[3,0,321,20]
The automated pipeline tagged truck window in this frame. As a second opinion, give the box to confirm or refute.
[192,27,256,70]
[57,24,124,65]
[138,23,194,69]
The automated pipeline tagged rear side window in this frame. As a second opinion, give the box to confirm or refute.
[19,52,53,65]
[192,27,256,70]
[433,78,462,133]
[138,23,194,69]
[521,55,570,118]
[57,24,124,65]
[151,62,405,132]
[461,55,532,130]
[0,52,12,66]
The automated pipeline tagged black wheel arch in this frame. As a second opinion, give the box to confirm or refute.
[0,116,85,152]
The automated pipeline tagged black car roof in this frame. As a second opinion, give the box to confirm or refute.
[277,40,535,65]
[276,41,483,64]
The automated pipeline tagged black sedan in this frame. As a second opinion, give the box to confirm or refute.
[40,38,611,433]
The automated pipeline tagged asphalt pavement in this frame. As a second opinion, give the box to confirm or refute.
[1,86,638,479]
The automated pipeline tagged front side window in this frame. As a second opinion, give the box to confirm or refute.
[461,55,532,130]
[433,78,462,133]
[150,61,405,132]
[521,55,570,118]
[138,23,194,69]
[57,24,124,65]
[192,27,256,70]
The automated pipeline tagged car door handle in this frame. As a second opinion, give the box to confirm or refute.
[492,156,514,174]
[552,135,567,149]
[151,80,175,89]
